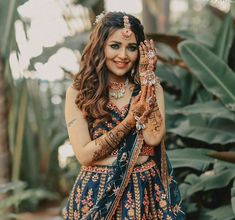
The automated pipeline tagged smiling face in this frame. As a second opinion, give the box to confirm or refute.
[104,29,139,81]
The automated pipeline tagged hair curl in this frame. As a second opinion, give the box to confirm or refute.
[72,11,145,127]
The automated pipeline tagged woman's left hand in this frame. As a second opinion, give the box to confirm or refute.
[138,39,158,76]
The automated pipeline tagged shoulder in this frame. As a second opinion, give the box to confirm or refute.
[65,85,84,121]
[66,84,79,101]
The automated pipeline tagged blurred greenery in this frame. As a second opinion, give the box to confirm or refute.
[156,10,235,220]
[0,0,235,220]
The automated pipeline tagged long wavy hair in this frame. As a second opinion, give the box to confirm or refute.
[72,11,145,126]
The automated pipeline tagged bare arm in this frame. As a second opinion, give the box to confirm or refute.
[65,86,136,166]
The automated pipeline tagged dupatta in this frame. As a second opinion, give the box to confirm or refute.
[84,85,171,220]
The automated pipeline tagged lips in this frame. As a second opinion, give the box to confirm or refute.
[114,61,129,68]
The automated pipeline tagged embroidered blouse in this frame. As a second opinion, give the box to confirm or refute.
[89,100,155,156]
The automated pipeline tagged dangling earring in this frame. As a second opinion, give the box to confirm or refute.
[131,68,135,77]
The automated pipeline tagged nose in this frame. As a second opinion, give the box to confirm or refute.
[118,48,128,59]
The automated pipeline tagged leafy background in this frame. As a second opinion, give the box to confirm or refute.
[0,0,235,219]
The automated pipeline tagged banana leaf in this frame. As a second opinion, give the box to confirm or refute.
[167,148,214,171]
[0,189,59,210]
[178,40,235,112]
[174,67,198,105]
[207,205,235,220]
[168,116,235,144]
[187,169,235,196]
[0,181,26,194]
[157,64,181,89]
[146,33,184,53]
[213,12,234,62]
[231,179,235,216]
[171,100,235,121]
[196,85,213,102]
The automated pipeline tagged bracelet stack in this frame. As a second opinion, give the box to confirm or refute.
[140,71,160,86]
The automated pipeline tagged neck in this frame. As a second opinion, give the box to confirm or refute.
[108,74,127,84]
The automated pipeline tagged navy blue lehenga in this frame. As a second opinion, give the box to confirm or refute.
[63,85,185,220]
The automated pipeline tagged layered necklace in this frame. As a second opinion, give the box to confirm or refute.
[109,78,129,99]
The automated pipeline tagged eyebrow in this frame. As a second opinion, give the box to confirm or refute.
[109,41,137,45]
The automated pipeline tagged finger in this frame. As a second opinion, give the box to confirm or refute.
[139,43,144,57]
[140,85,147,102]
[141,41,148,55]
[133,92,141,103]
[151,86,155,97]
[146,85,151,100]
[145,39,151,51]
[150,39,155,51]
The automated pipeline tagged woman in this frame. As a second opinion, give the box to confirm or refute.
[63,11,185,220]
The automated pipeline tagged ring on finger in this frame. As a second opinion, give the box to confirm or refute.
[147,50,156,59]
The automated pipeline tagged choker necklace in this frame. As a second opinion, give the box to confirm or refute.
[109,78,129,99]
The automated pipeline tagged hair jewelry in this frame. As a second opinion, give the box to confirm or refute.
[94,11,106,25]
[121,15,132,40]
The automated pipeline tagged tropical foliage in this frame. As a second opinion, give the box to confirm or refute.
[156,12,235,220]
[0,0,234,219]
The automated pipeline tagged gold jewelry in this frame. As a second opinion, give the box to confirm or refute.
[147,50,156,59]
[94,11,105,25]
[109,78,129,99]
[140,71,158,86]
[121,15,133,40]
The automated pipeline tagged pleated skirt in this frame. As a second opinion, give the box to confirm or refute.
[62,159,184,220]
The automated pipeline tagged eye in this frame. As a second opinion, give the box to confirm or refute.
[110,44,119,49]
[128,45,137,52]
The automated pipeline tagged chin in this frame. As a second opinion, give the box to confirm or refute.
[113,69,131,77]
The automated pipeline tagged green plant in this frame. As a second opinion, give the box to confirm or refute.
[156,12,235,219]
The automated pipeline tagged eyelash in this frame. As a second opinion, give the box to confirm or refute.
[110,44,137,52]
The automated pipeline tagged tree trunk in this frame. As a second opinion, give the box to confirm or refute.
[142,0,170,33]
[0,54,11,201]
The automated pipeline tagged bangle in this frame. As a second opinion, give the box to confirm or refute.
[140,71,158,86]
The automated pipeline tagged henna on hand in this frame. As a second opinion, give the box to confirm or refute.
[145,86,163,133]
[92,121,132,162]
[146,103,163,132]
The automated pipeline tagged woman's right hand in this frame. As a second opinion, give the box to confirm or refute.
[125,85,153,127]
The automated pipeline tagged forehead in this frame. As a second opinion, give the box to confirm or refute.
[107,29,137,44]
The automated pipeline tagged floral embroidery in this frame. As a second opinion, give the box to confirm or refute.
[63,87,184,219]
[91,173,99,182]
[124,191,135,219]
[75,187,82,203]
[166,214,173,220]
[172,203,182,216]
[81,189,94,215]
[157,209,164,220]
[63,160,184,220]
[154,183,161,202]
[140,172,146,182]
[143,188,150,216]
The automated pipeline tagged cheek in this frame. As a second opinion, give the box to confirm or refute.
[130,52,138,63]
[104,47,115,59]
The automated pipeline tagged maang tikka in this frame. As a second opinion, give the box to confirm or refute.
[121,15,132,40]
